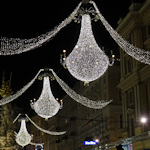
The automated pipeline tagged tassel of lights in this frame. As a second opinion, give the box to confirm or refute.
[0,69,43,106]
[31,76,61,119]
[0,2,81,55]
[50,69,112,109]
[15,118,32,147]
[90,1,150,65]
[25,114,66,135]
[65,14,110,83]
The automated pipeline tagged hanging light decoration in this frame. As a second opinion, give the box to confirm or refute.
[31,76,61,119]
[65,14,111,83]
[15,118,32,147]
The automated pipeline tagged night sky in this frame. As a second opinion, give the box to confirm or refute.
[1,0,142,113]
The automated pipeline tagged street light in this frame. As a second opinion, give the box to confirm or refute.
[140,117,147,124]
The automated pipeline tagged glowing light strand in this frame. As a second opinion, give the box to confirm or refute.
[50,69,112,109]
[90,1,150,65]
[0,2,81,55]
[25,114,66,135]
[0,69,43,106]
[32,76,61,119]
[65,14,110,82]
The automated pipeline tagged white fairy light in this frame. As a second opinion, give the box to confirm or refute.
[32,76,61,119]
[66,14,110,82]
[50,69,112,109]
[15,119,32,147]
[25,114,66,135]
[90,1,150,65]
[0,2,81,55]
[0,69,43,106]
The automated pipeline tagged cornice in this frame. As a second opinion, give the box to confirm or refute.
[116,0,150,37]
[116,12,140,37]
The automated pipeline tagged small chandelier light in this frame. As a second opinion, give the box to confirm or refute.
[65,14,112,83]
[31,76,61,119]
[15,118,32,147]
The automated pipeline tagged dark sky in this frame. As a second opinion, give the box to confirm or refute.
[1,0,141,113]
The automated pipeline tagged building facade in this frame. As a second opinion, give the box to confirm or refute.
[117,0,150,149]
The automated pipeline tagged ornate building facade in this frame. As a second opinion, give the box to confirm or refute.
[117,0,150,149]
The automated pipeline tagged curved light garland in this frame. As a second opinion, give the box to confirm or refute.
[15,118,32,147]
[25,114,66,135]
[50,69,112,109]
[66,14,110,82]
[90,1,150,65]
[32,76,61,119]
[0,2,81,55]
[0,69,43,106]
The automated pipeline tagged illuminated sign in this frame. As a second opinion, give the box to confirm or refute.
[84,141,97,145]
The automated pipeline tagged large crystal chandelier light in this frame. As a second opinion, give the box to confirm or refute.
[31,76,61,119]
[65,14,110,83]
[15,118,32,147]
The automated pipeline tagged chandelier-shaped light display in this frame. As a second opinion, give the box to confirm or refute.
[15,118,32,147]
[32,76,61,119]
[66,14,110,82]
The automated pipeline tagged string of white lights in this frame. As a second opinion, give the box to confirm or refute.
[90,1,150,65]
[66,14,110,82]
[32,76,61,119]
[25,114,66,135]
[50,69,112,109]
[15,119,32,147]
[0,69,43,106]
[0,2,82,55]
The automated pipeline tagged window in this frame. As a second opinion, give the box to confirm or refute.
[120,115,123,129]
